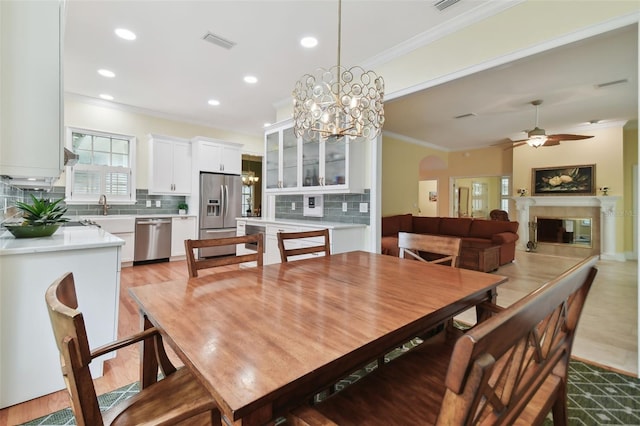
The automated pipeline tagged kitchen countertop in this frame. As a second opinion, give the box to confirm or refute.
[0,226,124,256]
[236,217,367,229]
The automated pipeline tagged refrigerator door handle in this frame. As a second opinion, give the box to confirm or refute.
[224,185,229,219]
[220,184,225,218]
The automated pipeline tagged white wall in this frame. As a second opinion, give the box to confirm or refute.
[63,96,263,189]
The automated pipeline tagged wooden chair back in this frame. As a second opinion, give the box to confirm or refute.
[184,233,264,277]
[438,255,597,425]
[277,229,330,263]
[46,272,220,425]
[398,232,461,267]
[289,255,598,426]
[45,273,101,425]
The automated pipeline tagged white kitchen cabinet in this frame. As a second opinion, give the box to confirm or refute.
[84,216,136,265]
[171,215,197,258]
[148,134,192,195]
[265,224,299,264]
[265,123,299,191]
[0,0,64,182]
[193,137,242,175]
[264,119,366,194]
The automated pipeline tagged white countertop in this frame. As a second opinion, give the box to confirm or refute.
[236,217,367,229]
[0,226,124,256]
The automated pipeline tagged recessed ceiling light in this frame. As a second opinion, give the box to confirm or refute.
[244,75,258,84]
[115,28,136,41]
[300,37,318,48]
[99,94,114,101]
[98,69,115,78]
[263,122,271,127]
[208,99,220,106]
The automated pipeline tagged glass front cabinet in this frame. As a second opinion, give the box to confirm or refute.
[264,119,366,194]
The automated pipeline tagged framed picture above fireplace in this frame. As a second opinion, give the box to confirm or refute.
[532,164,595,196]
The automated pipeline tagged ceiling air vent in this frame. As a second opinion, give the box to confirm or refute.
[434,0,461,11]
[454,112,477,119]
[202,32,236,50]
[596,78,628,88]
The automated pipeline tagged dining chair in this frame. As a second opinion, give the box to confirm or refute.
[184,233,264,277]
[277,229,330,263]
[45,272,220,426]
[398,232,461,267]
[289,255,598,426]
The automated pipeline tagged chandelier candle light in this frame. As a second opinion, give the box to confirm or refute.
[292,0,384,141]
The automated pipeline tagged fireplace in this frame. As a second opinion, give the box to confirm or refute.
[514,196,620,260]
[535,217,592,247]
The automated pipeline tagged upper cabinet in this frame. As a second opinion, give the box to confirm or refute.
[0,0,64,182]
[264,119,366,194]
[148,134,192,195]
[193,137,242,175]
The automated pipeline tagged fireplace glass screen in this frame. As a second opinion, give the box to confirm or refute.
[535,217,592,247]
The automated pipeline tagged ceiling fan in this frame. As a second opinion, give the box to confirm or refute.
[506,100,594,149]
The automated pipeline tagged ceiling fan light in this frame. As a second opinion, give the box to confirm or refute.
[527,135,547,148]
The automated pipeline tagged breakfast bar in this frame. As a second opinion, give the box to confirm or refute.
[0,226,123,408]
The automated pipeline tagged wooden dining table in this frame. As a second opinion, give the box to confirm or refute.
[129,251,507,425]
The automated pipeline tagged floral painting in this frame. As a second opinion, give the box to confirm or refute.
[532,165,595,195]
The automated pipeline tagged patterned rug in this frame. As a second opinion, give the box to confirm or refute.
[22,345,640,425]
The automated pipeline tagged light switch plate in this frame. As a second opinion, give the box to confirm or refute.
[155,200,161,207]
[291,202,296,211]
[146,200,151,207]
[359,202,368,213]
[342,202,348,212]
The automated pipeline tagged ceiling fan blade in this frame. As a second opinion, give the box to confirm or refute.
[546,134,594,142]
[503,142,527,150]
[542,140,561,147]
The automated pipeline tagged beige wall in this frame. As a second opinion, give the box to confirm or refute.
[63,97,263,189]
[513,125,626,253]
[382,141,513,217]
[376,1,639,95]
[623,122,639,255]
[381,134,447,216]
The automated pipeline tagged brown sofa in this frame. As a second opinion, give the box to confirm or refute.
[381,214,519,266]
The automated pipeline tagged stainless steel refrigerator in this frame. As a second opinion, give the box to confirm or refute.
[198,172,242,257]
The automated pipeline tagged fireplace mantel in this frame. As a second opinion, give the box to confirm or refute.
[514,196,621,260]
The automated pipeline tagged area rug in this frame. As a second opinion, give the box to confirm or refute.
[22,350,640,425]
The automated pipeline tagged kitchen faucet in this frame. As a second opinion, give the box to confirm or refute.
[98,194,110,215]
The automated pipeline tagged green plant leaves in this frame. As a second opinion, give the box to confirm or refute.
[14,195,69,226]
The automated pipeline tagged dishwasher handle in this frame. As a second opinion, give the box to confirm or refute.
[136,219,172,225]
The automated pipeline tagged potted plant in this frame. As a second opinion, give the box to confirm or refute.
[177,202,188,215]
[4,195,69,238]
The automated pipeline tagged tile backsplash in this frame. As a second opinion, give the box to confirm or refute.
[275,190,370,225]
[0,181,187,219]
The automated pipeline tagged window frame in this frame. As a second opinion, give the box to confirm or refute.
[64,127,137,205]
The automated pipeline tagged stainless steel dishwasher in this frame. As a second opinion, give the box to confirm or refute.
[134,217,172,263]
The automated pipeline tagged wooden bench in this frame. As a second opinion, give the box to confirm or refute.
[289,255,598,426]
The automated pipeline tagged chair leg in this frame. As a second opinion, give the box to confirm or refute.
[551,383,568,426]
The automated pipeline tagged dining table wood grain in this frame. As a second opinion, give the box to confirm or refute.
[129,251,508,425]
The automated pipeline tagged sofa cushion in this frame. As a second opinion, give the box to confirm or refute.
[469,219,519,239]
[439,217,473,237]
[381,236,400,257]
[412,217,440,235]
[381,214,413,237]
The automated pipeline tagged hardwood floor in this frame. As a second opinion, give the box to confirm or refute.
[1,252,637,426]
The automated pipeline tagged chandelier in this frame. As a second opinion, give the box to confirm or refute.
[242,171,259,186]
[292,0,384,141]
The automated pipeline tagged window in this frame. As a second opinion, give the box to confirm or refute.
[65,127,136,204]
[500,177,510,213]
